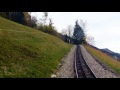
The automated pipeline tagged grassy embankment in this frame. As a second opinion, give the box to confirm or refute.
[84,44,120,74]
[0,16,72,78]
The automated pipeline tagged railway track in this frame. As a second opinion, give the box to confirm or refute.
[74,45,97,78]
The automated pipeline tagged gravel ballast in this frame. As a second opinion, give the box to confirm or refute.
[53,45,76,78]
[52,45,120,78]
[80,45,120,78]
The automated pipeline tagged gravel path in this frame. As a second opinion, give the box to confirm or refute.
[80,45,120,78]
[52,45,76,78]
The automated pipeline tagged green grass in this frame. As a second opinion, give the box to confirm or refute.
[0,16,73,78]
[84,44,120,74]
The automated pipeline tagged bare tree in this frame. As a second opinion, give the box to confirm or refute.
[28,12,32,27]
[61,25,73,36]
[80,19,84,29]
[66,25,73,43]
[79,19,87,32]
[86,35,95,45]
[61,29,67,35]
[40,12,48,25]
[49,18,54,27]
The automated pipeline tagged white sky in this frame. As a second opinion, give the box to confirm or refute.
[31,12,120,53]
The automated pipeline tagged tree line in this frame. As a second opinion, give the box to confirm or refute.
[0,12,93,45]
[0,12,60,36]
[61,20,86,45]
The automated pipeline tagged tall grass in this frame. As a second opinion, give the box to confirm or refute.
[0,16,72,78]
[84,44,120,74]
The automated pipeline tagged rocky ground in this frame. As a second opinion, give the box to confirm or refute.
[80,45,120,78]
[51,45,120,78]
[51,45,76,78]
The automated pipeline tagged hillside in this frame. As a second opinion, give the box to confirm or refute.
[0,16,72,78]
[84,44,120,74]
[100,48,120,61]
[87,45,120,61]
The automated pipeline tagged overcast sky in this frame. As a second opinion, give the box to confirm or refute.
[31,12,120,53]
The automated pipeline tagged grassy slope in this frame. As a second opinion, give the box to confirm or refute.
[84,44,120,74]
[0,16,72,78]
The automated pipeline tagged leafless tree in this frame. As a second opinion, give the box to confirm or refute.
[86,35,95,45]
[40,12,48,25]
[49,18,54,27]
[61,29,67,35]
[61,25,73,43]
[61,25,73,36]
[31,16,37,28]
[79,19,87,32]
[67,25,73,37]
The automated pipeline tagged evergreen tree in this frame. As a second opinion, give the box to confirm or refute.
[8,12,26,25]
[0,12,9,19]
[73,20,85,44]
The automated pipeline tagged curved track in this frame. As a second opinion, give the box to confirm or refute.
[74,45,97,78]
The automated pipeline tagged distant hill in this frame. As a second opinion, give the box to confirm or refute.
[89,45,120,61]
[100,48,120,61]
[101,48,114,54]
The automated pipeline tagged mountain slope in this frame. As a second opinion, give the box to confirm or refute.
[0,16,72,78]
[101,48,114,54]
[87,45,120,61]
[100,48,120,61]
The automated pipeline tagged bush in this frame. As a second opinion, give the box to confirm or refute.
[37,24,59,37]
[0,12,8,18]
